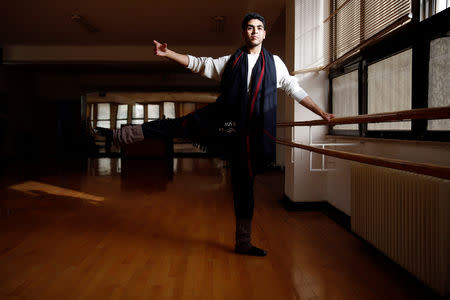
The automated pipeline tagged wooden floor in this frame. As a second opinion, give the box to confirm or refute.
[0,157,437,299]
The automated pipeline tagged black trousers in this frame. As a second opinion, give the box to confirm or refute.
[230,156,254,220]
[141,117,254,220]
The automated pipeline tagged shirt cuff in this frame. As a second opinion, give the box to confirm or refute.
[292,88,308,103]
[186,55,195,70]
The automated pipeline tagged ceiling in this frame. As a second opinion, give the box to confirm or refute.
[0,0,286,47]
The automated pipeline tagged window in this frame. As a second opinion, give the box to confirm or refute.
[324,0,449,141]
[96,103,110,128]
[116,104,128,129]
[435,0,450,13]
[147,104,160,121]
[89,103,94,128]
[421,0,450,20]
[295,0,328,70]
[132,104,144,124]
[163,102,175,119]
[332,70,358,130]
[428,36,450,131]
[367,49,412,130]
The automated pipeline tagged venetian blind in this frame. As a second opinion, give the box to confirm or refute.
[294,0,329,71]
[294,0,412,73]
[328,0,411,64]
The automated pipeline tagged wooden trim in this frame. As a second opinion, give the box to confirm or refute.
[275,139,450,180]
[282,196,327,211]
[282,195,351,230]
[322,202,351,230]
[277,106,450,127]
[93,103,98,128]
[325,134,450,147]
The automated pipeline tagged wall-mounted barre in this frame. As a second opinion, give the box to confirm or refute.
[275,106,450,180]
[277,106,450,127]
[276,138,450,180]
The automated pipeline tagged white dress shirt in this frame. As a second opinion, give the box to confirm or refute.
[187,53,308,103]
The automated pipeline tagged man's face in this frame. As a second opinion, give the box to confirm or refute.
[242,18,266,48]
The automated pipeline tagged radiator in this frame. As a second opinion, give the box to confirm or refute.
[351,163,450,296]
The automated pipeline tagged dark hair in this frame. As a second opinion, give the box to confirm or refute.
[241,12,266,31]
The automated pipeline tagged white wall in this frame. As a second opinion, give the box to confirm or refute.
[284,0,450,213]
[285,0,330,202]
[284,0,296,200]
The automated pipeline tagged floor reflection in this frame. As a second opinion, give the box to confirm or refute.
[88,157,121,176]
[8,180,104,203]
[120,158,173,192]
[1,157,228,217]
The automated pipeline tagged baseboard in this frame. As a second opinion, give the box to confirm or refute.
[281,196,327,211]
[282,194,351,230]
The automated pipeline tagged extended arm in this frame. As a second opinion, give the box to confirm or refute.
[153,40,189,67]
[299,96,335,122]
[275,56,335,122]
[153,40,230,81]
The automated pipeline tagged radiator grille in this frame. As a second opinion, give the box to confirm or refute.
[351,163,450,295]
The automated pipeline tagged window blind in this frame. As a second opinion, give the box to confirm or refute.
[294,0,412,73]
[294,0,329,71]
[326,0,411,67]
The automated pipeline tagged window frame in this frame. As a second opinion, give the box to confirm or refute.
[116,104,128,129]
[96,102,111,129]
[131,103,145,125]
[147,103,161,122]
[163,102,176,119]
[328,3,450,142]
